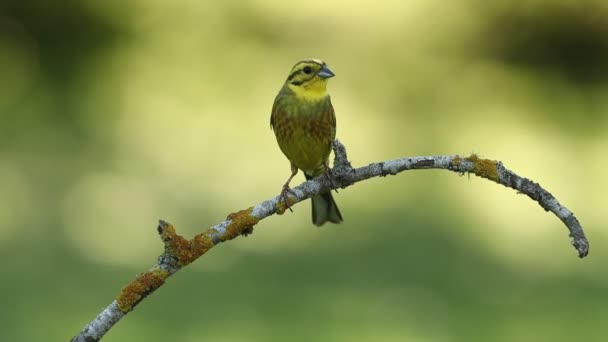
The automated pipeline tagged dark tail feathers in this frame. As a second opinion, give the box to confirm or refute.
[305,173,343,226]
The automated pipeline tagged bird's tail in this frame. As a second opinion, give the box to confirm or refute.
[305,173,343,226]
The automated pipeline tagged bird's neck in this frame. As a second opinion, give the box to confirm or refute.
[287,79,328,101]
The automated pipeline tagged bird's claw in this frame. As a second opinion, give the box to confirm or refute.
[279,185,297,212]
[324,167,338,193]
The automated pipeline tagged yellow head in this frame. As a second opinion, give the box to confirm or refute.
[285,59,335,101]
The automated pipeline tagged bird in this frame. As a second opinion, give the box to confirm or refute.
[270,58,343,226]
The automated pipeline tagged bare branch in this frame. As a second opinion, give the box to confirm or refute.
[71,140,589,341]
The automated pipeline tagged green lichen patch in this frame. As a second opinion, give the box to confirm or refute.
[452,155,462,168]
[466,154,499,182]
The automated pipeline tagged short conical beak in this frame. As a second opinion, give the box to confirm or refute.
[317,65,335,79]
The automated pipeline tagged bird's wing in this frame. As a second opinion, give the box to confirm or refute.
[328,97,337,140]
[270,93,282,131]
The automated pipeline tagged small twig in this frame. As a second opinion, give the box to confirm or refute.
[71,140,589,341]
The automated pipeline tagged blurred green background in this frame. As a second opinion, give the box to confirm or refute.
[1,0,607,341]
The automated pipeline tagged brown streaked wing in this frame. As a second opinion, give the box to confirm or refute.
[327,97,336,140]
[270,94,280,130]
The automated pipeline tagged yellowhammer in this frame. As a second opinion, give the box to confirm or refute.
[270,59,343,226]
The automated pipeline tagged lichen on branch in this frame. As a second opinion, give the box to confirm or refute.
[71,140,589,342]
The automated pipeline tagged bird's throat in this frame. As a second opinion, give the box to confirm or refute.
[287,80,328,101]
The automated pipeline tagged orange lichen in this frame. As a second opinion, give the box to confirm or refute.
[183,233,215,265]
[222,207,260,242]
[276,196,297,215]
[466,154,499,182]
[158,221,215,267]
[116,268,169,312]
[158,221,177,241]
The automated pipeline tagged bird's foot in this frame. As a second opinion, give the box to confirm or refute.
[324,167,338,193]
[279,184,297,212]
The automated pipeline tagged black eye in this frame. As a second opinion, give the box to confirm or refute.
[302,66,312,74]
